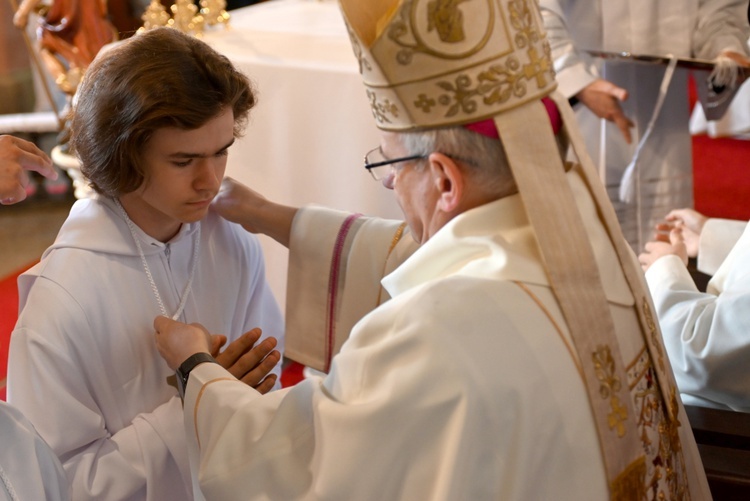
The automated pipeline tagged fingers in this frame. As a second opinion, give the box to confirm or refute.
[669,227,685,245]
[153,315,173,332]
[598,81,629,102]
[0,183,27,205]
[253,373,278,395]
[613,113,633,144]
[153,316,213,370]
[217,327,263,367]
[238,348,281,391]
[209,334,228,357]
[230,336,278,381]
[14,139,56,180]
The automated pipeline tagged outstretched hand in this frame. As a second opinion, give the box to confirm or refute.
[215,328,280,393]
[154,316,280,394]
[576,79,634,144]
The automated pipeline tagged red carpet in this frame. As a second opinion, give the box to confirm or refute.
[693,135,750,221]
[0,263,33,401]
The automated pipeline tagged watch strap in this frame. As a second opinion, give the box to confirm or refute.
[176,352,218,399]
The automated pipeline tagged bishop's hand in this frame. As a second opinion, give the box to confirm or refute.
[154,316,279,394]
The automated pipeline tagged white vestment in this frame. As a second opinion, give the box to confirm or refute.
[0,401,69,501]
[645,217,750,411]
[183,169,709,500]
[7,196,284,501]
[540,0,750,250]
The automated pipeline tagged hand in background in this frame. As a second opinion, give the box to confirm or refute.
[576,79,634,144]
[639,226,689,271]
[0,135,57,205]
[653,208,708,258]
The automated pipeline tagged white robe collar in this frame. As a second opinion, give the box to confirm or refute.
[382,170,634,306]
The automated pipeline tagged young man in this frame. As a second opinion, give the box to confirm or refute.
[154,0,710,499]
[7,28,282,501]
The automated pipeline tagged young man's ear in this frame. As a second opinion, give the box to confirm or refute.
[428,153,464,213]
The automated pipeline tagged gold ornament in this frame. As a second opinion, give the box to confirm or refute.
[137,0,170,33]
[200,0,231,27]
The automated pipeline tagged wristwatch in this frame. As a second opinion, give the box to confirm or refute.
[175,352,218,400]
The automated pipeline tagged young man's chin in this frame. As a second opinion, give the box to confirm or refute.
[181,203,212,222]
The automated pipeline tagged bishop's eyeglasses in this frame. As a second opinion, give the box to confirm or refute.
[364,147,427,181]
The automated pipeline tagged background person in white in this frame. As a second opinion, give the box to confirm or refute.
[640,208,750,412]
[0,400,69,501]
[540,0,750,250]
[7,28,282,501]
[153,0,709,498]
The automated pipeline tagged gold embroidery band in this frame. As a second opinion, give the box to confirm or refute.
[611,456,647,501]
[550,91,681,425]
[495,99,641,493]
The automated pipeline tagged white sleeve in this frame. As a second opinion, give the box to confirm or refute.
[697,218,747,276]
[645,254,750,411]
[284,205,417,372]
[0,401,70,501]
[694,0,750,58]
[539,0,599,98]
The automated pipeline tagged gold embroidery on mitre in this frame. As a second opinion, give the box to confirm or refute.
[642,297,666,373]
[593,345,628,437]
[407,0,553,120]
[388,0,494,63]
[342,0,556,130]
[367,90,401,124]
[345,24,372,75]
[611,456,646,501]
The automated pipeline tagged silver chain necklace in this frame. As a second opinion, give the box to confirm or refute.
[114,198,200,320]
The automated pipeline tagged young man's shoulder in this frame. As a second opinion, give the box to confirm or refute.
[201,209,263,254]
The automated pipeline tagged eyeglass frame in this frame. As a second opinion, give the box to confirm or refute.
[363,147,428,181]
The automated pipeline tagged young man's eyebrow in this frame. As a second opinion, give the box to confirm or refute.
[169,138,236,158]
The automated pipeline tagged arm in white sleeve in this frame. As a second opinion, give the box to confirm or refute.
[645,254,750,411]
[284,205,417,372]
[539,0,599,98]
[694,0,750,58]
[697,218,748,276]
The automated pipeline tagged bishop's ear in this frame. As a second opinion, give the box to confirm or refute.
[428,153,464,213]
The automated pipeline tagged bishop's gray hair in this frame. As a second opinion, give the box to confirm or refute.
[398,126,516,198]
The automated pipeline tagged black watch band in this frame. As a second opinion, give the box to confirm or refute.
[175,352,218,399]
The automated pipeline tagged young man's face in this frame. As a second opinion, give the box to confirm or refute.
[120,108,235,242]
